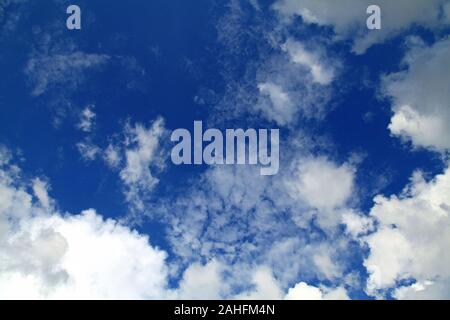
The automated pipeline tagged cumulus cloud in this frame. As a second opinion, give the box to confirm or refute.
[445,2,450,22]
[118,118,166,212]
[273,0,448,53]
[174,260,225,299]
[363,166,450,299]
[285,282,349,300]
[211,1,339,127]
[77,106,96,133]
[393,279,450,300]
[382,37,450,151]
[0,153,170,299]
[74,117,167,214]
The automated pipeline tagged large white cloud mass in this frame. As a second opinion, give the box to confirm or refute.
[383,37,450,151]
[0,152,171,299]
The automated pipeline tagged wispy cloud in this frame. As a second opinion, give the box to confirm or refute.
[25,51,109,96]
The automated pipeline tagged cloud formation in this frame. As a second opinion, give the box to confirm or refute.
[26,51,109,96]
[0,152,169,299]
[363,166,450,299]
[77,106,96,133]
[273,0,449,53]
[282,39,335,85]
[1,148,353,299]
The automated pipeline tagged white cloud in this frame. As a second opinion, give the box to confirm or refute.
[252,57,334,124]
[282,39,335,85]
[119,118,166,211]
[1,210,170,299]
[313,250,342,280]
[163,166,274,263]
[445,2,450,22]
[363,165,450,298]
[287,157,355,211]
[174,260,348,300]
[273,0,448,53]
[76,141,101,161]
[32,178,51,209]
[322,286,351,300]
[393,279,450,300]
[104,144,121,169]
[175,261,348,300]
[26,51,109,96]
[0,156,170,299]
[265,237,347,285]
[235,267,284,300]
[77,106,96,133]
[162,156,358,291]
[0,145,12,166]
[175,260,226,299]
[285,157,356,230]
[257,82,295,126]
[383,37,450,151]
[342,211,374,238]
[254,39,336,126]
[286,282,323,300]
[351,14,450,300]
[213,2,338,126]
[285,282,349,300]
[0,147,358,299]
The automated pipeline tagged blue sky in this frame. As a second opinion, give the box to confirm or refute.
[0,0,449,299]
